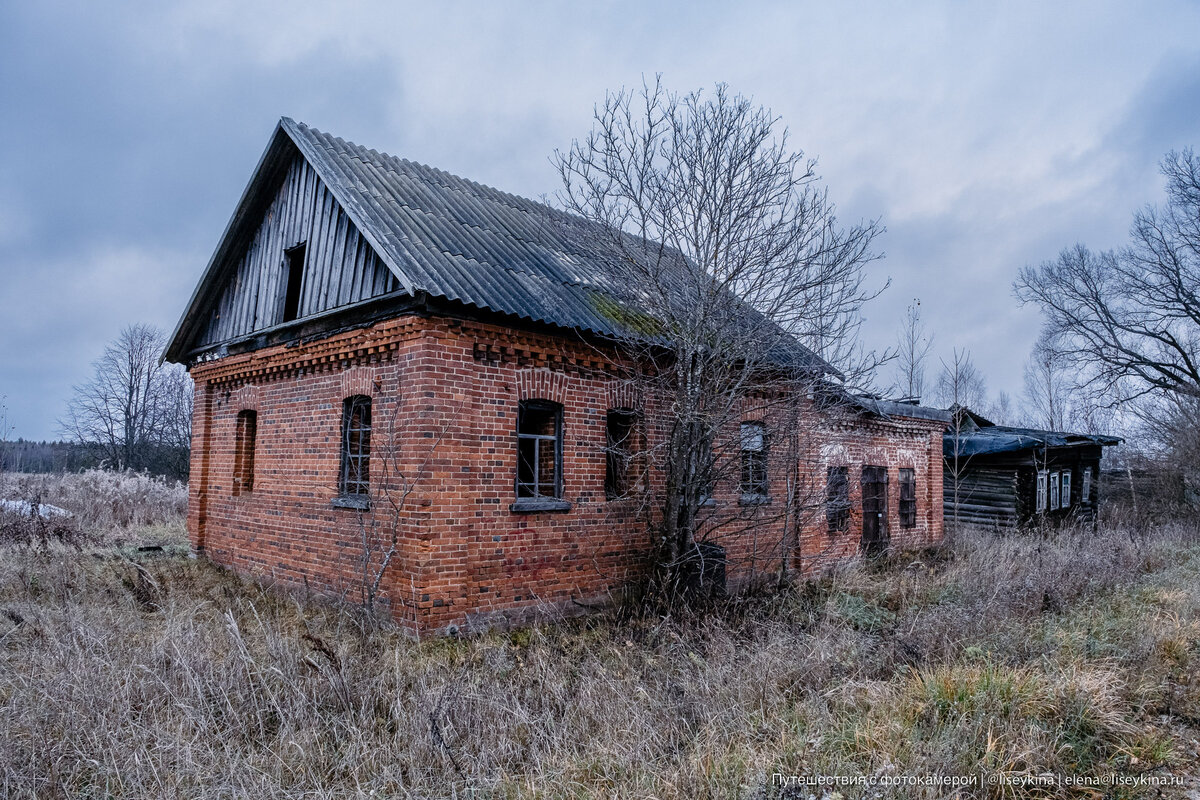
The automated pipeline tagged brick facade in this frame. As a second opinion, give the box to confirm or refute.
[187,313,946,634]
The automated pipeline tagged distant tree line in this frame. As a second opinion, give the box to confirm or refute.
[0,439,188,481]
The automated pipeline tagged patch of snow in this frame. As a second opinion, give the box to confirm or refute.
[0,499,74,518]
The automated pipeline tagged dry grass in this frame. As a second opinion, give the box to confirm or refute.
[1,493,1199,797]
[0,469,187,535]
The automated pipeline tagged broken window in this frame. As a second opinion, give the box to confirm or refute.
[517,400,562,499]
[339,395,371,498]
[899,467,917,528]
[739,421,768,499]
[605,409,638,500]
[233,410,257,496]
[282,242,307,323]
[826,466,850,533]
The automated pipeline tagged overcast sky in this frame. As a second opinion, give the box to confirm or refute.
[1,1,1198,440]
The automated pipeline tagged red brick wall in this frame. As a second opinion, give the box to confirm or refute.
[187,314,945,634]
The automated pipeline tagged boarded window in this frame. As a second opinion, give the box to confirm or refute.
[605,409,637,500]
[1061,470,1072,508]
[1049,471,1060,510]
[1036,471,1048,513]
[1081,468,1092,504]
[899,467,917,528]
[517,401,562,499]
[233,410,257,496]
[739,421,768,498]
[826,466,850,533]
[282,242,307,323]
[339,395,371,497]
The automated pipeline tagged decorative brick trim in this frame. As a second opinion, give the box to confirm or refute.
[606,381,640,412]
[230,384,259,411]
[516,369,569,404]
[191,316,418,384]
[341,365,378,398]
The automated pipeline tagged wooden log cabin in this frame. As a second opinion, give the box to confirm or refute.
[942,407,1121,528]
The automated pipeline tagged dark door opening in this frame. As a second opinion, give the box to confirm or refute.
[861,465,889,556]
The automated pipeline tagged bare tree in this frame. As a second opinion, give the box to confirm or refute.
[555,78,885,592]
[893,298,934,401]
[1014,149,1200,405]
[939,349,981,535]
[989,391,1015,426]
[933,348,988,411]
[1022,332,1072,431]
[61,324,192,477]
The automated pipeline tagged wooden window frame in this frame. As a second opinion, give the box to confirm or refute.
[1081,467,1092,505]
[826,465,850,534]
[1036,470,1048,513]
[898,467,917,528]
[1049,471,1060,510]
[739,421,768,502]
[513,400,568,512]
[1061,470,1072,508]
[335,395,371,508]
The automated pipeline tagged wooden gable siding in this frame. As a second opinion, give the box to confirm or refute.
[199,155,398,348]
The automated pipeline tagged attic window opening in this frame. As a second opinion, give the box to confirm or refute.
[282,242,307,323]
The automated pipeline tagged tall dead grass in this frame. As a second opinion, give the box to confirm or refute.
[0,469,186,543]
[1,522,1197,798]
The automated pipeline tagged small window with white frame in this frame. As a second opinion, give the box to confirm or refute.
[1049,471,1060,510]
[1061,470,1072,508]
[1081,467,1092,504]
[1036,470,1048,513]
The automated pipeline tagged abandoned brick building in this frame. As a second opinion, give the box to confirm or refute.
[165,118,948,633]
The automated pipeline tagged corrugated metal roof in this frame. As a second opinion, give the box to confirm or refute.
[277,118,826,370]
[166,118,830,370]
[282,119,646,337]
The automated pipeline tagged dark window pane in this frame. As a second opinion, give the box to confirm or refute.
[340,395,372,497]
[516,400,562,500]
[899,467,916,528]
[605,410,637,499]
[826,466,850,533]
[739,422,767,497]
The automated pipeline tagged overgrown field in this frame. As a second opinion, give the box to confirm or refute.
[1,478,1198,798]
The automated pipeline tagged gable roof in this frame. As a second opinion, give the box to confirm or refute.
[166,118,828,371]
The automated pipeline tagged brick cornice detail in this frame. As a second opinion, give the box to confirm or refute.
[190,317,419,386]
